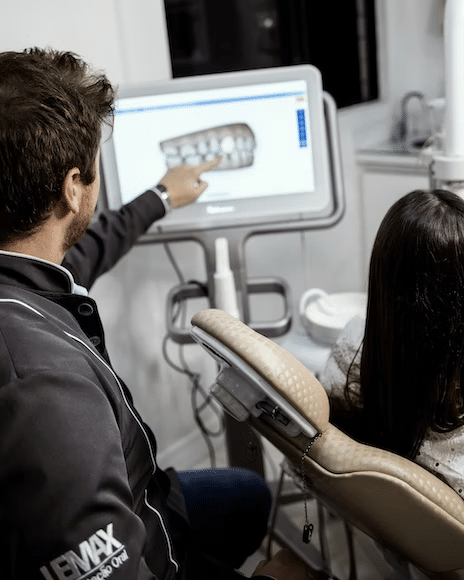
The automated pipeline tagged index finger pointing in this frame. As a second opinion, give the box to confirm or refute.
[194,156,222,175]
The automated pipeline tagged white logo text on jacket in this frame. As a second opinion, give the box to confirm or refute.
[39,523,128,580]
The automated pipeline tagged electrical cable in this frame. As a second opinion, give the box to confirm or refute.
[161,333,222,467]
[163,242,185,284]
[162,242,225,467]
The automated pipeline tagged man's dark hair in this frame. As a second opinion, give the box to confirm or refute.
[0,47,115,243]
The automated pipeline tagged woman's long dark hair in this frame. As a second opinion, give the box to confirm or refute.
[348,189,464,459]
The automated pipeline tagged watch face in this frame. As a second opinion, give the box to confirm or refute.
[155,183,167,193]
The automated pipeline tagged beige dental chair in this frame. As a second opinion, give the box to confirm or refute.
[190,308,464,580]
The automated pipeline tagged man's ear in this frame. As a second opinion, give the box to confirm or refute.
[61,167,83,215]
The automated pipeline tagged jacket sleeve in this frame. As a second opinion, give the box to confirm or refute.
[0,369,158,580]
[62,189,166,290]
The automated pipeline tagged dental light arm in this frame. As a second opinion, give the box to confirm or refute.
[431,0,464,194]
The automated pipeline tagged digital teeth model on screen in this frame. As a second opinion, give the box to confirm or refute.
[159,123,256,170]
[100,65,336,232]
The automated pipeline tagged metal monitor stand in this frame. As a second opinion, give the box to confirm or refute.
[137,92,345,475]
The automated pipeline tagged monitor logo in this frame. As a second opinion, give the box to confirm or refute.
[206,205,235,214]
[40,523,128,580]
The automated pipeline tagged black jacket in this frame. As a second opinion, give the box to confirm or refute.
[0,191,263,580]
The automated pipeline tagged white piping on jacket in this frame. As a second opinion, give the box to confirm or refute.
[0,250,87,295]
[62,331,158,470]
[0,298,45,319]
[63,330,180,574]
[144,490,180,574]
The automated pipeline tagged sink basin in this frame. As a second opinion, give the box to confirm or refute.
[360,136,432,156]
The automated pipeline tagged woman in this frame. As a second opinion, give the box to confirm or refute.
[321,189,464,495]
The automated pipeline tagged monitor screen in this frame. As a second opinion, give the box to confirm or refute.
[100,65,334,234]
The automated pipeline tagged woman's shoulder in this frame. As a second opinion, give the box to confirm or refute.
[320,315,364,397]
[416,425,464,497]
[340,314,365,344]
[325,315,364,374]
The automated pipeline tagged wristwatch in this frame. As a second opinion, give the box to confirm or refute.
[153,183,171,213]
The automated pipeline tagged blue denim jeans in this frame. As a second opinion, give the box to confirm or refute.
[177,467,272,569]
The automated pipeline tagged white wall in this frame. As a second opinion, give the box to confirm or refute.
[0,0,172,86]
[0,0,447,467]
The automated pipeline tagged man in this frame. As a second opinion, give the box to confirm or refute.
[0,48,310,579]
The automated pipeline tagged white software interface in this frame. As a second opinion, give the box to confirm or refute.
[112,80,316,206]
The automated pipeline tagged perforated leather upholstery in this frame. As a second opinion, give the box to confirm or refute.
[192,308,329,432]
[191,309,464,575]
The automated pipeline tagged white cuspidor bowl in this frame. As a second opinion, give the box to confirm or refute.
[299,288,367,346]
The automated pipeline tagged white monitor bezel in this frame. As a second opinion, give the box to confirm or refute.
[100,64,334,235]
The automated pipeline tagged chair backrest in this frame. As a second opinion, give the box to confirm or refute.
[190,308,464,577]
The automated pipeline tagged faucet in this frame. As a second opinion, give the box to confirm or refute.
[393,91,429,142]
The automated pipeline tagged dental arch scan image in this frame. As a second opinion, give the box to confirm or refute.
[160,122,257,172]
[111,79,317,207]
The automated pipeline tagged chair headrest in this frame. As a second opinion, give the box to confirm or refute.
[191,308,330,433]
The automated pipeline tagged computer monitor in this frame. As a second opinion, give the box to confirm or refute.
[100,65,335,235]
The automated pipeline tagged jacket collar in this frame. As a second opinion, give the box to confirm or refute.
[0,250,81,294]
